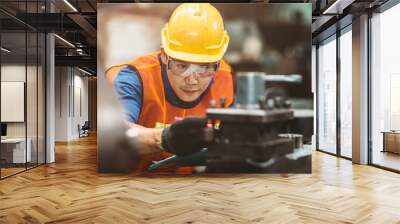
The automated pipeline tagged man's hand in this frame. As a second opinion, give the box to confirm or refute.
[161,116,208,156]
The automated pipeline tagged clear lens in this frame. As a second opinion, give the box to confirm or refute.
[168,57,218,77]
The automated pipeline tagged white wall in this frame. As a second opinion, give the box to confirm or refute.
[1,63,46,164]
[54,67,89,141]
[1,82,25,122]
[72,73,89,138]
[1,65,39,138]
[1,65,26,135]
[55,66,69,141]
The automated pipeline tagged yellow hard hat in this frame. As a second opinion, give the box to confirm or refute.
[161,3,229,63]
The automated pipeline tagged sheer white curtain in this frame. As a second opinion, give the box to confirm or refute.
[340,30,352,158]
[318,37,337,154]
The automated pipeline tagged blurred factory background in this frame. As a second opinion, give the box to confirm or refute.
[99,3,312,97]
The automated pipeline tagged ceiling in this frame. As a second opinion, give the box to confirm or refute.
[0,0,392,75]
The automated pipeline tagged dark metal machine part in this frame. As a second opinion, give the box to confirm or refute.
[203,72,311,173]
[205,108,308,173]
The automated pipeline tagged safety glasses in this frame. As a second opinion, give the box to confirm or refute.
[166,56,219,78]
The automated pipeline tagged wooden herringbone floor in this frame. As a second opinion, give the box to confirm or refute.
[1,135,400,224]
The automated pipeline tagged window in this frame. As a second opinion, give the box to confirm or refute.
[370,3,400,171]
[0,1,46,179]
[317,36,337,154]
[339,28,352,158]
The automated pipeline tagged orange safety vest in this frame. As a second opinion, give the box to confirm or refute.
[106,51,234,173]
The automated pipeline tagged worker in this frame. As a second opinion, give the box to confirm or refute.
[105,3,234,173]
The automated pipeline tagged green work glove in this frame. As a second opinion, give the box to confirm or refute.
[161,116,208,157]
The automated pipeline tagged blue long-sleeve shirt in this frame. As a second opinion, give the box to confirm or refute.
[114,66,143,123]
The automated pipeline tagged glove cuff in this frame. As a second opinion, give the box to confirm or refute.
[161,127,171,152]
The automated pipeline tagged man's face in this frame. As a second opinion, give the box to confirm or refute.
[163,53,218,102]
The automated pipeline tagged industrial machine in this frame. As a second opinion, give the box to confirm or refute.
[205,72,310,173]
[98,69,311,173]
[149,72,311,173]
